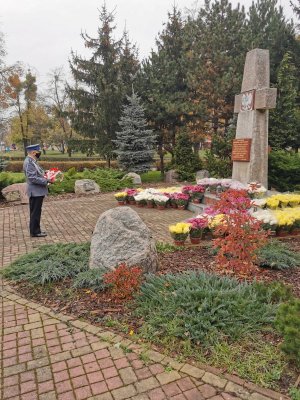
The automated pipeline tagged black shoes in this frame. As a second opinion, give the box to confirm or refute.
[31,232,47,237]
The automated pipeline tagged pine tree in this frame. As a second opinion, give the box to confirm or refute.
[68,4,139,165]
[114,92,156,173]
[269,52,299,151]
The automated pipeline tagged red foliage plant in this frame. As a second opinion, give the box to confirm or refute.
[103,264,143,301]
[211,189,269,276]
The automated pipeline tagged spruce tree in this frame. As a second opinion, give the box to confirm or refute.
[269,52,299,151]
[115,92,156,173]
[68,5,139,165]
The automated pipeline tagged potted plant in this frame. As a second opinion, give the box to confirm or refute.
[169,222,191,246]
[134,193,147,207]
[190,185,205,203]
[187,217,209,244]
[126,189,137,205]
[114,192,127,205]
[174,193,189,210]
[154,195,169,210]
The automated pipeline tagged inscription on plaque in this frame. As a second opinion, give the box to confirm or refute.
[241,90,255,111]
[232,139,252,162]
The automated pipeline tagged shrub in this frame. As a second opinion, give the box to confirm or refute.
[72,269,107,291]
[49,168,133,194]
[275,299,300,366]
[204,151,232,178]
[269,151,300,191]
[257,240,300,270]
[135,271,278,347]
[253,281,294,303]
[211,190,268,275]
[140,171,163,183]
[104,264,143,300]
[173,131,201,181]
[0,172,25,195]
[1,243,89,284]
[6,160,118,173]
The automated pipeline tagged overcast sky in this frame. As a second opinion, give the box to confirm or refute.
[0,0,296,88]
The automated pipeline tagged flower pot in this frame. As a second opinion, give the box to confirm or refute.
[174,240,185,246]
[190,237,201,244]
[157,205,166,210]
[177,205,186,210]
[276,229,289,237]
[129,200,136,205]
[290,229,300,236]
[118,201,126,206]
[147,201,154,208]
[192,199,201,204]
[136,203,144,208]
[171,204,177,209]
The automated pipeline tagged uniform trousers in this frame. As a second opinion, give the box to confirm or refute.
[29,196,44,236]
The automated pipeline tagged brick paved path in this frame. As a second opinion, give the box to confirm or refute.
[0,194,192,268]
[0,286,285,400]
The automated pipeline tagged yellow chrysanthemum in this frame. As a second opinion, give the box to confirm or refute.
[114,192,127,199]
[169,222,191,234]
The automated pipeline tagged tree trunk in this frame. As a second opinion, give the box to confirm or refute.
[107,158,111,168]
[158,142,165,175]
[61,141,65,154]
[193,141,201,159]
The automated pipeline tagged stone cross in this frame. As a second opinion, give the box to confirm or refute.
[232,48,277,188]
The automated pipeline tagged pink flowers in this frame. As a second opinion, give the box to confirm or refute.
[182,185,205,195]
[125,188,138,198]
[187,216,209,229]
[44,168,63,183]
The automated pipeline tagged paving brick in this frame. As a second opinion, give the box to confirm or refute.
[135,377,160,393]
[148,387,166,400]
[91,381,109,395]
[119,366,138,384]
[224,381,250,399]
[198,383,218,398]
[202,372,227,389]
[156,370,181,385]
[56,380,73,394]
[177,377,196,392]
[181,364,205,379]
[111,384,137,400]
[106,375,123,390]
[184,388,205,400]
[162,381,182,397]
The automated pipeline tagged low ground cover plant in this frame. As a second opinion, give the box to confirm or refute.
[135,271,278,346]
[257,240,300,270]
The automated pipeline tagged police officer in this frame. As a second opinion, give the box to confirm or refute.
[23,144,50,237]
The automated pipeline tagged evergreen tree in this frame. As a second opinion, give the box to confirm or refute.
[138,6,202,170]
[114,92,156,173]
[269,52,299,151]
[247,0,299,83]
[186,0,247,134]
[173,130,201,181]
[68,4,139,165]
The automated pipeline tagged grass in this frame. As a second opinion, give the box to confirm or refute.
[140,170,163,183]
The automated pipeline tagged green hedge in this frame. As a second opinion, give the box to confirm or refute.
[6,160,118,173]
[269,151,300,191]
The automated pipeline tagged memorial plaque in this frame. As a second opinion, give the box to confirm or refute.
[241,89,255,111]
[231,139,252,162]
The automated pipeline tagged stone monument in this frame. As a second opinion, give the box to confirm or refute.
[232,48,277,188]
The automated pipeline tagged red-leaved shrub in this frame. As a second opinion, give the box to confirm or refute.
[104,264,143,300]
[211,189,269,276]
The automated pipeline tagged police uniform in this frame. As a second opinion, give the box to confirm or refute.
[23,144,48,237]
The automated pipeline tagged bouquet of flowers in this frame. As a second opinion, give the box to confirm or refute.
[44,168,64,183]
[125,188,138,204]
[247,182,267,199]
